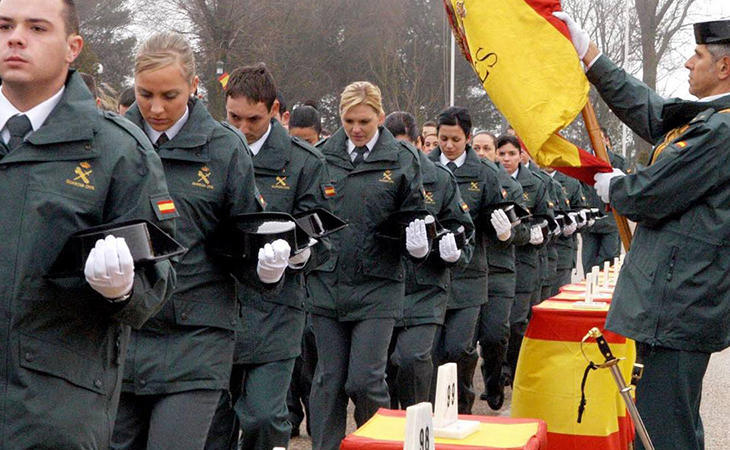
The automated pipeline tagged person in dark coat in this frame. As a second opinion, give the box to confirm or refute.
[557,13,730,450]
[0,0,177,447]
[307,82,427,450]
[204,63,332,450]
[114,33,286,450]
[427,107,506,414]
[384,111,475,410]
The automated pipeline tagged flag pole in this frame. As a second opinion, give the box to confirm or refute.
[581,101,633,251]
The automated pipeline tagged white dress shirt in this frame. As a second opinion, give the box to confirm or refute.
[346,130,379,162]
[248,122,272,156]
[0,86,65,144]
[144,106,190,144]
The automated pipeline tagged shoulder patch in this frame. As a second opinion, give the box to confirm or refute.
[103,111,153,151]
[150,193,179,220]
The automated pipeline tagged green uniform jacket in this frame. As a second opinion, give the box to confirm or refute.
[307,127,425,321]
[428,146,503,309]
[552,171,586,271]
[123,99,262,394]
[580,151,626,234]
[401,153,475,327]
[588,54,730,352]
[1,71,176,449]
[235,120,331,364]
[487,166,530,298]
[513,164,550,293]
[527,164,556,285]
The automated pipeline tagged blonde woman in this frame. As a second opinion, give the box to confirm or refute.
[307,81,427,450]
[112,32,288,450]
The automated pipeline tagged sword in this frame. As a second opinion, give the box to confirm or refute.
[581,327,654,450]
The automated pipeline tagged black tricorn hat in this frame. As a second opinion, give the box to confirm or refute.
[48,219,187,278]
[482,201,531,227]
[293,208,348,243]
[694,20,730,45]
[376,209,437,242]
[210,212,307,262]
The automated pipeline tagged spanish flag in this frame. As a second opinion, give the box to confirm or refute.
[218,72,230,89]
[511,300,635,449]
[444,0,612,184]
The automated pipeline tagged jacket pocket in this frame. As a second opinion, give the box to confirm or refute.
[173,298,238,330]
[19,333,106,395]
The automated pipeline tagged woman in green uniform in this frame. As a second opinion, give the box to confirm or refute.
[112,32,288,450]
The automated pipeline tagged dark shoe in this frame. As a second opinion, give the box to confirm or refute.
[486,388,505,410]
[479,391,489,401]
[290,426,300,438]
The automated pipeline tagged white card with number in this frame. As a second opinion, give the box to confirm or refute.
[404,402,434,450]
[433,362,458,428]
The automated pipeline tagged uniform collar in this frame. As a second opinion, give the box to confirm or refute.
[144,105,189,144]
[254,120,291,171]
[127,98,216,149]
[248,121,272,156]
[439,149,467,167]
[0,85,64,134]
[346,129,379,154]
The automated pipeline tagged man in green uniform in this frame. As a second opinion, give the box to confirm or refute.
[384,111,475,409]
[496,135,551,388]
[427,107,505,414]
[548,168,586,293]
[205,64,331,450]
[0,0,176,447]
[557,13,730,450]
[578,129,626,275]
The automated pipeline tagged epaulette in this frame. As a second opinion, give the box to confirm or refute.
[397,139,420,161]
[291,135,326,159]
[219,121,253,156]
[102,110,153,151]
[689,108,716,124]
[315,136,330,149]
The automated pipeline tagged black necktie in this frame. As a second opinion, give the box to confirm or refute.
[6,114,32,153]
[155,133,169,149]
[446,161,457,172]
[352,146,368,167]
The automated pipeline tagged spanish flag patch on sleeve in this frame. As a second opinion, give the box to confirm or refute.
[255,188,267,211]
[150,194,180,221]
[322,183,336,198]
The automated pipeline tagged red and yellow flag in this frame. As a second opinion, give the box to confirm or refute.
[218,72,230,89]
[444,0,612,184]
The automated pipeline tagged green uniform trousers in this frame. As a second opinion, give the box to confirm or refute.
[387,323,439,409]
[634,343,710,450]
[309,316,395,450]
[581,231,620,275]
[430,306,480,415]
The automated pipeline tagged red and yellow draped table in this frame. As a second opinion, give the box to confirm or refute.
[340,408,548,450]
[511,288,636,450]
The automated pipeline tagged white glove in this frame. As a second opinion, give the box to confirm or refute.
[593,168,625,203]
[288,247,311,269]
[529,225,544,245]
[405,218,430,258]
[490,209,512,242]
[568,212,581,228]
[562,221,577,237]
[84,235,135,300]
[552,11,590,59]
[257,239,291,284]
[438,232,461,263]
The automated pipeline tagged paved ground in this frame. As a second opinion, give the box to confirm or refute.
[290,346,730,449]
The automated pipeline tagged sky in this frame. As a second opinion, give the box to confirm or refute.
[663,0,730,98]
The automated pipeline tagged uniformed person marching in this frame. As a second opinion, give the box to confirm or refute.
[495,135,551,388]
[548,168,585,293]
[0,1,177,447]
[308,82,427,450]
[470,131,531,410]
[114,33,286,450]
[427,107,505,414]
[204,64,331,450]
[384,111,475,410]
[556,13,730,450]
[524,157,558,301]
